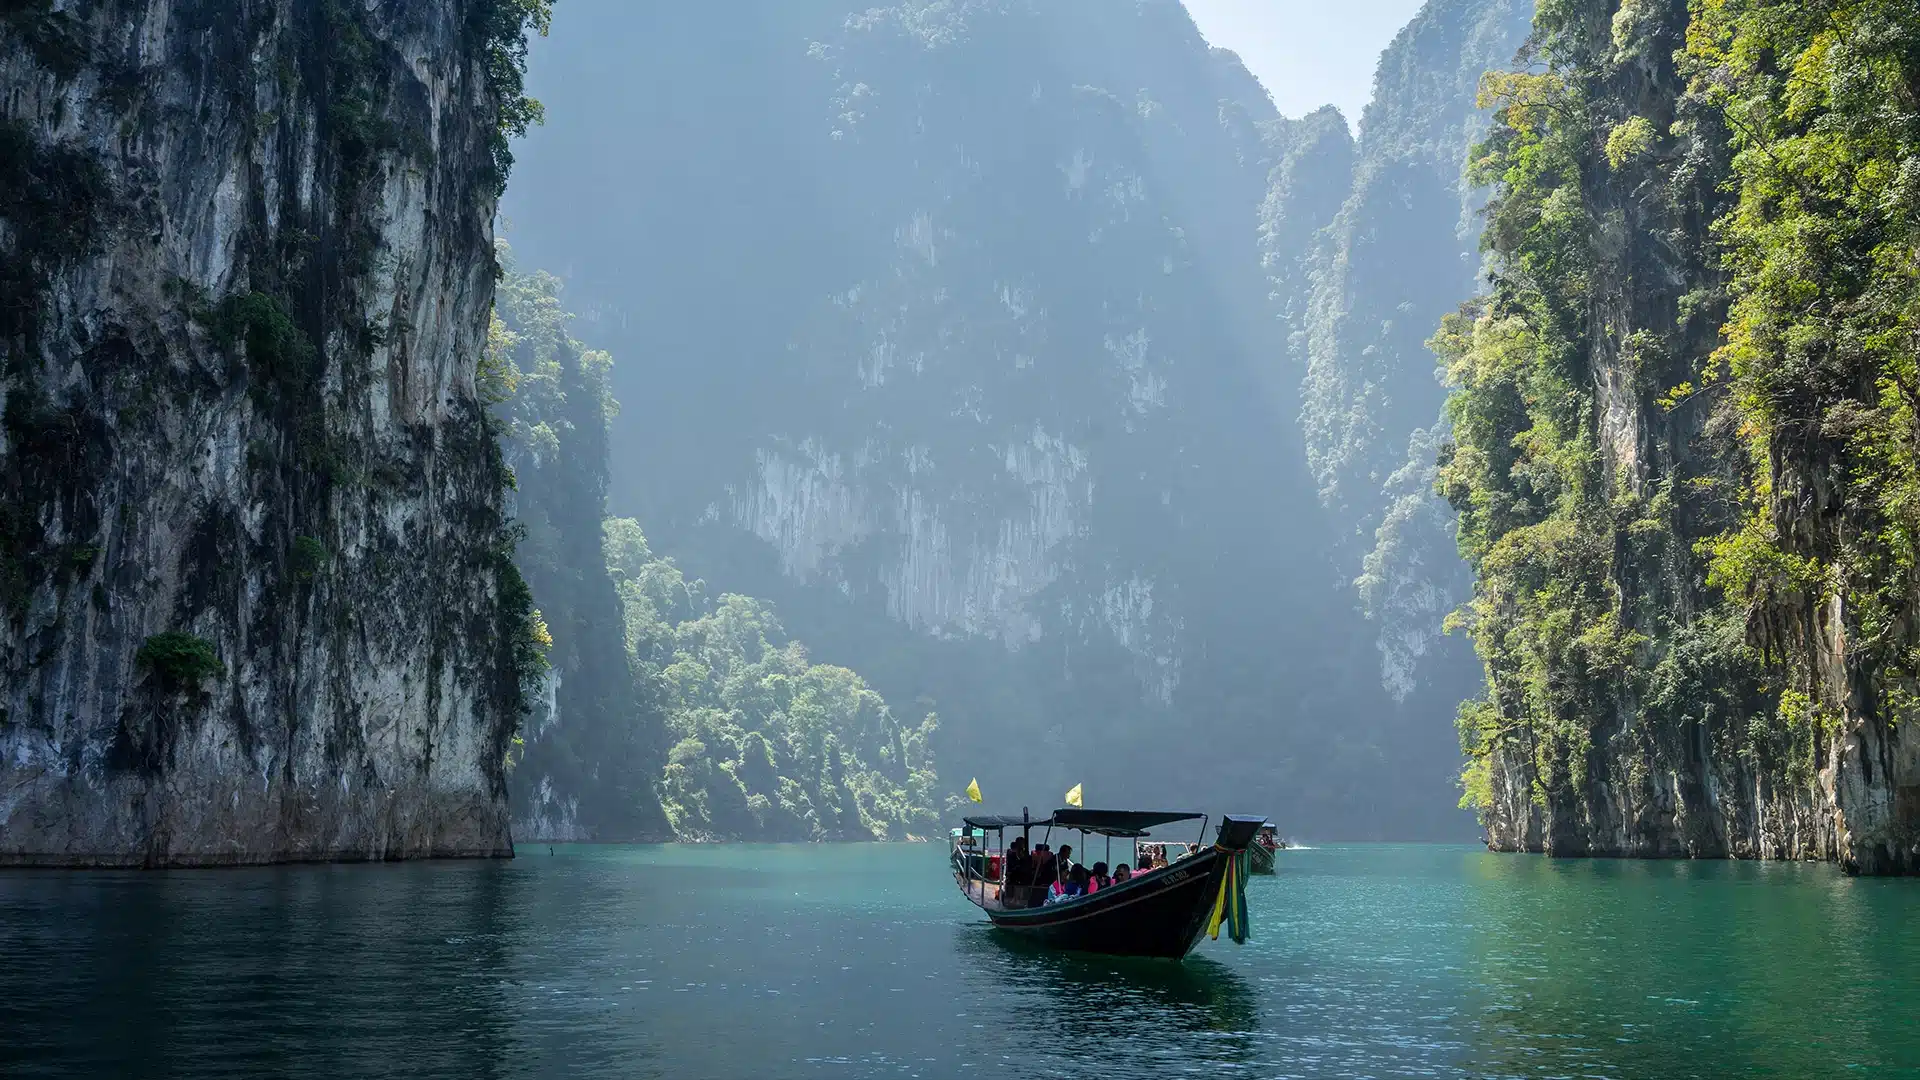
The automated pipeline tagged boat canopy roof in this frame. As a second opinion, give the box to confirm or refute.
[962,813,1055,830]
[1051,808,1203,837]
[960,808,1205,836]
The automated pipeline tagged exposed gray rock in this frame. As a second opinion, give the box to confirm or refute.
[0,0,524,865]
[1287,0,1532,697]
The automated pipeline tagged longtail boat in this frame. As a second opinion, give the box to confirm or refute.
[949,807,1263,959]
[1248,823,1283,875]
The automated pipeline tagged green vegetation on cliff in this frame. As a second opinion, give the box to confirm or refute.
[473,0,554,190]
[1442,0,1919,870]
[492,253,938,841]
[1693,0,1920,709]
[491,249,664,839]
[606,520,941,841]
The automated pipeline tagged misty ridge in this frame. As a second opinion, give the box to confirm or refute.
[494,0,1535,845]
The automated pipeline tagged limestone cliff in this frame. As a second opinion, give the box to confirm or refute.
[1284,0,1532,701]
[0,0,543,865]
[1446,0,1919,873]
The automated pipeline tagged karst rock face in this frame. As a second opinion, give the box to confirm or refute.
[501,0,1503,835]
[1445,0,1919,873]
[0,1,523,865]
[1290,0,1533,702]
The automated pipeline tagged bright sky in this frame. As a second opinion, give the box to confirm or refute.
[1182,0,1428,128]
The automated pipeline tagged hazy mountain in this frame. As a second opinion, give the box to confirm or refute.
[501,0,1524,837]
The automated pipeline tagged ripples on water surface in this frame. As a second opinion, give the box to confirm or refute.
[3,844,1914,1078]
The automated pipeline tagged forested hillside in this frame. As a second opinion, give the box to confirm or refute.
[1446,0,1919,872]
[606,519,941,840]
[492,256,937,841]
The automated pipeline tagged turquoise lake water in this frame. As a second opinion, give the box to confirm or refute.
[2,843,1915,1078]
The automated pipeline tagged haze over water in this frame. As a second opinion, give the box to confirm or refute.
[4,845,1914,1079]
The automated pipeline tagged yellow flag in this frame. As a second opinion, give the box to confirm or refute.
[1064,783,1083,807]
[966,777,983,803]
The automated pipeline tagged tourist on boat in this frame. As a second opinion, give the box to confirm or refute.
[1005,836,1031,881]
[1044,872,1080,905]
[1068,864,1091,896]
[1048,862,1086,901]
[1090,862,1111,891]
[1031,844,1059,907]
[1004,836,1033,904]
[1057,844,1074,876]
[1113,863,1132,883]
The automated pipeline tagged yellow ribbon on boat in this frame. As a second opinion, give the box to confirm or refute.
[1206,869,1227,940]
[966,777,982,803]
[1207,846,1251,944]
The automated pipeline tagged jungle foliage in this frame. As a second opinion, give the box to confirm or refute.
[491,252,938,840]
[1692,0,1920,706]
[1442,0,1920,821]
[606,520,942,841]
[1436,0,1920,814]
[491,249,651,837]
[472,0,554,192]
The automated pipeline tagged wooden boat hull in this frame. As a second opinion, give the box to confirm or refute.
[1248,842,1276,875]
[972,848,1231,960]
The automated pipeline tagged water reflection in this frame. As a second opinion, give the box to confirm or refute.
[1458,853,1920,1078]
[968,927,1261,1067]
[5,845,1916,1079]
[0,863,528,1079]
